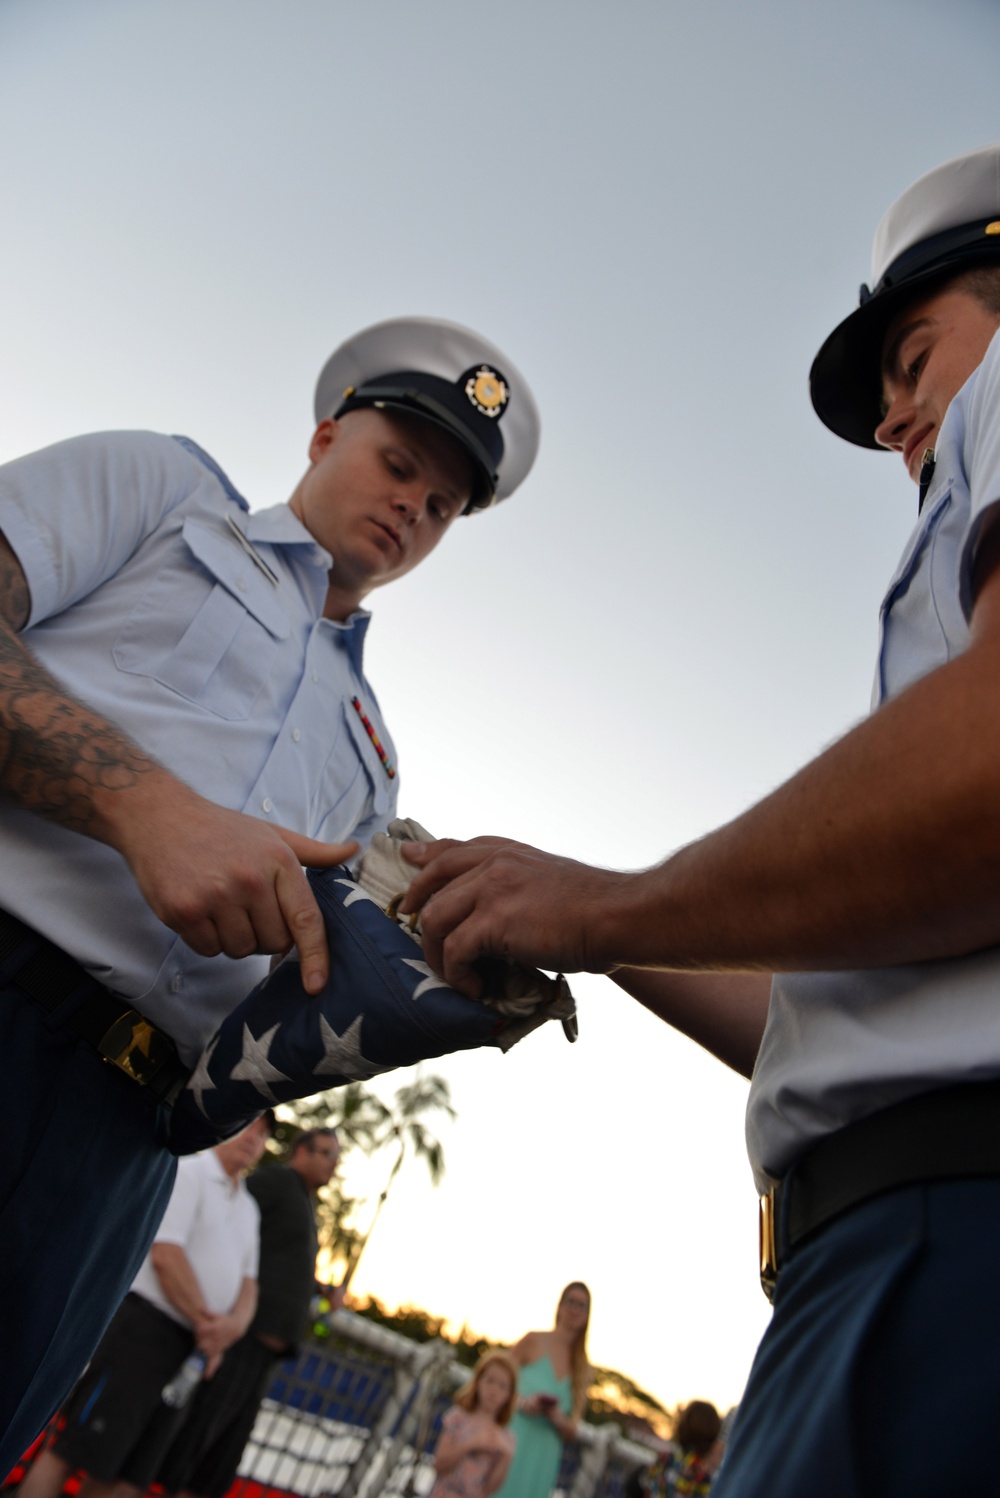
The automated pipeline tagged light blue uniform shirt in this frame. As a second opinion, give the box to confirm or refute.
[0,431,397,1063]
[747,327,1000,1194]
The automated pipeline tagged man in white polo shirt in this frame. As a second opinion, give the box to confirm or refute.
[21,1115,272,1498]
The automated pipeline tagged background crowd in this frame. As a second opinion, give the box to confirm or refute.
[10,1124,723,1498]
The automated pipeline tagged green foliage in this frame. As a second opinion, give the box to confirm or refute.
[266,1071,455,1273]
[352,1296,449,1344]
[347,1296,671,1433]
[586,1366,670,1431]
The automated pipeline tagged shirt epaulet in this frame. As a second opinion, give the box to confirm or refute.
[172,435,250,511]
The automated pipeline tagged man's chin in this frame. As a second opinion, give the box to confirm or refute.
[905,433,937,483]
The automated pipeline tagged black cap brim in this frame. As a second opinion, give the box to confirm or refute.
[809,270,948,450]
[810,225,1000,448]
[335,374,502,511]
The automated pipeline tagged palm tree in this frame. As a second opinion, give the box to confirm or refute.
[281,1070,455,1278]
[342,1071,455,1286]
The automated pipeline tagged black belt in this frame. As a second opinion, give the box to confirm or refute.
[0,908,189,1106]
[759,1078,1000,1300]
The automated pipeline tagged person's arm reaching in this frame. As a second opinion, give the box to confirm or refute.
[401,536,1000,994]
[0,534,356,992]
[611,970,773,1079]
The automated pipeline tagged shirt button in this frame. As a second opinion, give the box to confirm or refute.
[291,728,301,742]
[311,669,319,683]
[236,575,248,592]
[262,797,273,813]
[170,975,183,993]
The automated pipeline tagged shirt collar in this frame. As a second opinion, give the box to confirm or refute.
[322,608,372,672]
[209,1148,241,1196]
[244,505,375,657]
[245,503,333,571]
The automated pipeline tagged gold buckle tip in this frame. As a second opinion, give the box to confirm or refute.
[759,1189,777,1302]
[98,1010,163,1084]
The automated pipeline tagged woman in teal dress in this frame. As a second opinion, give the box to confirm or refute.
[495,1282,593,1498]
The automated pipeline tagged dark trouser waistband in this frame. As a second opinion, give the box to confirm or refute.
[0,908,189,1105]
[759,1078,1000,1300]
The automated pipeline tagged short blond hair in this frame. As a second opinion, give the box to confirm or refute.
[453,1350,519,1427]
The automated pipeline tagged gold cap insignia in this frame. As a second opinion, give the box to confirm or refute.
[465,365,509,419]
[986,222,1000,236]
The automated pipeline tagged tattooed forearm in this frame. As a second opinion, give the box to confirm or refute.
[0,534,30,631]
[0,620,160,838]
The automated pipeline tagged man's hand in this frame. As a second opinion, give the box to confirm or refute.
[404,549,1000,987]
[117,778,357,993]
[195,1275,256,1367]
[399,836,628,994]
[0,556,357,993]
[194,1310,233,1362]
[401,837,773,1073]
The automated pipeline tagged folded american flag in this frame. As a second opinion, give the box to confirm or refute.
[168,863,574,1154]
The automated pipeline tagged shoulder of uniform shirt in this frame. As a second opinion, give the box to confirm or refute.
[3,430,250,505]
[0,428,192,471]
[170,434,251,510]
[941,328,1000,466]
[954,326,1000,418]
[0,429,247,505]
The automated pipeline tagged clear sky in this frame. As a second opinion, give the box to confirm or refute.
[3,0,999,1413]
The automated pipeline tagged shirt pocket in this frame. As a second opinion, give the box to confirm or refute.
[113,517,291,720]
[312,697,396,839]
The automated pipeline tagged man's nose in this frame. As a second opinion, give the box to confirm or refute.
[874,392,912,451]
[389,488,419,521]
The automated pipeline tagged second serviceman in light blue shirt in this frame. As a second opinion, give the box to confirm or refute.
[400,148,1000,1494]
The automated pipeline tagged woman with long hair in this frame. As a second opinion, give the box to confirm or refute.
[494,1281,593,1498]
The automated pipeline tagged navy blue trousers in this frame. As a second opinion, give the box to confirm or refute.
[715,1178,1000,1498]
[0,982,176,1480]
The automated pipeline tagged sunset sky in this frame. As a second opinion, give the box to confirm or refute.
[3,0,999,1412]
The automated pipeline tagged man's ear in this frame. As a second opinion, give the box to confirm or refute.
[308,418,338,465]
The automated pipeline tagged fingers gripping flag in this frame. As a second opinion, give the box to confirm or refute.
[168,865,574,1155]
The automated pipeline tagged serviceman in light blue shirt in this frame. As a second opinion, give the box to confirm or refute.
[0,316,539,1474]
[400,147,1000,1494]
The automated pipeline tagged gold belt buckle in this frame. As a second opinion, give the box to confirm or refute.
[98,1008,169,1086]
[759,1187,778,1302]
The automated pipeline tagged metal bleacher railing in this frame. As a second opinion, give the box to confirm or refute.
[226,1310,656,1498]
